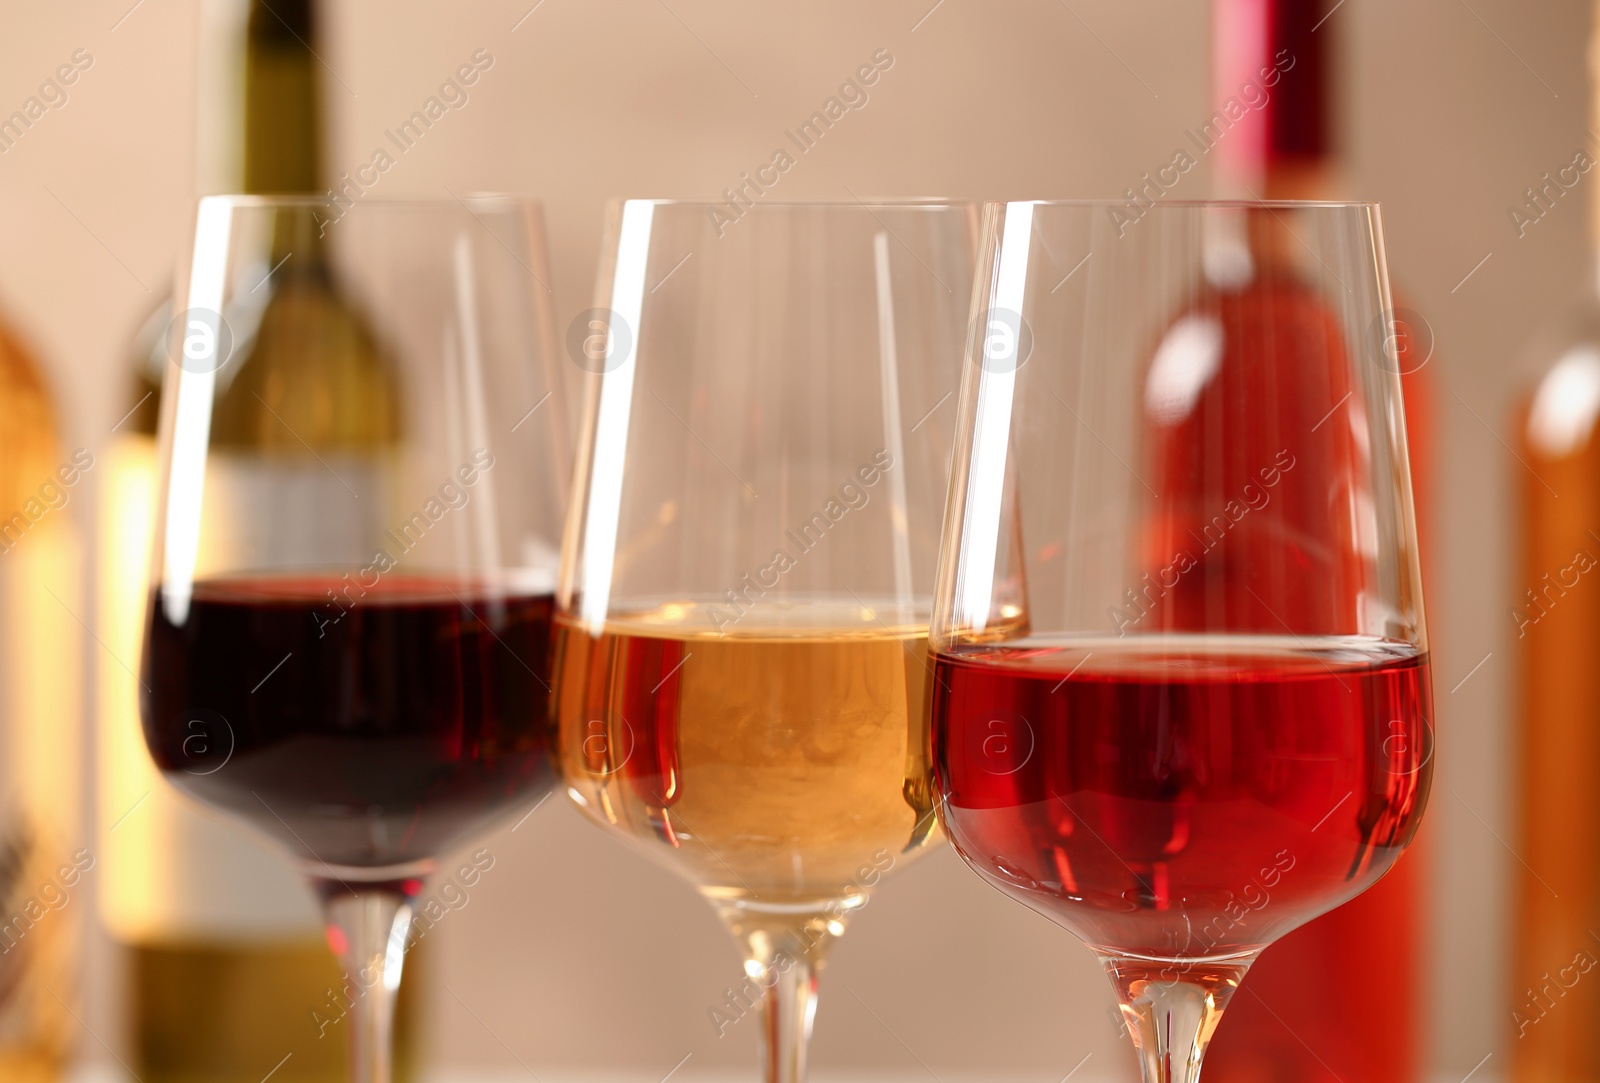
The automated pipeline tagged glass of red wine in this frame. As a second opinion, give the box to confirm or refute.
[140,195,568,1083]
[929,201,1433,1082]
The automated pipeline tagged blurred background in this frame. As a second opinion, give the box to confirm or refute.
[0,0,1584,1080]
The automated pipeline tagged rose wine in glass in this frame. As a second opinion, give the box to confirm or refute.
[930,200,1432,1082]
[554,200,974,1082]
[140,195,569,1083]
[935,637,1430,951]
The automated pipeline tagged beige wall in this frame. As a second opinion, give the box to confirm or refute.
[0,0,1581,1077]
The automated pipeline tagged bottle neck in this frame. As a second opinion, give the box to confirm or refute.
[1260,159,1338,201]
[243,0,322,193]
[196,0,324,195]
[1212,0,1336,200]
[148,0,328,434]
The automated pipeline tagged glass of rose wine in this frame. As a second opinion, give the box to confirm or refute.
[140,195,569,1083]
[555,199,975,1081]
[929,201,1433,1082]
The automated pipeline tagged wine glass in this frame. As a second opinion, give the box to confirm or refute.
[555,199,975,1081]
[929,201,1432,1082]
[140,195,568,1083]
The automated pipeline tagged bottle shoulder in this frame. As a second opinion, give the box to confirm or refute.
[210,273,402,451]
[1520,294,1600,459]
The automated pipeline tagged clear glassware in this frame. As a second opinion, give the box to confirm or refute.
[928,200,1433,1082]
[140,195,568,1083]
[555,199,976,1082]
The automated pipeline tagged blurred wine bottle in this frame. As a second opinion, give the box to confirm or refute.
[0,305,85,1082]
[102,2,419,1080]
[1194,2,1433,1081]
[1509,3,1600,1075]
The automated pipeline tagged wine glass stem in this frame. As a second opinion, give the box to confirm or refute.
[1124,981,1215,1083]
[1101,953,1251,1083]
[316,881,416,1083]
[721,908,842,1083]
[756,949,818,1083]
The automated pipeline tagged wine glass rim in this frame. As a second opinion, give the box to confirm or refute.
[605,197,977,210]
[196,193,544,210]
[995,198,1380,210]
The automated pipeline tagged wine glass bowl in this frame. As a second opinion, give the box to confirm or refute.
[145,576,557,871]
[554,199,976,1081]
[139,195,567,1083]
[929,201,1432,1082]
[557,601,934,912]
[932,635,1432,956]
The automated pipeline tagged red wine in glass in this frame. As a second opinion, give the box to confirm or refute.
[144,575,558,870]
[932,637,1432,962]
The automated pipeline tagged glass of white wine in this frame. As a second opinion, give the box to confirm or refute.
[555,199,976,1082]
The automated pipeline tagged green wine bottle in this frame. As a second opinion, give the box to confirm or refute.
[101,3,417,1081]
